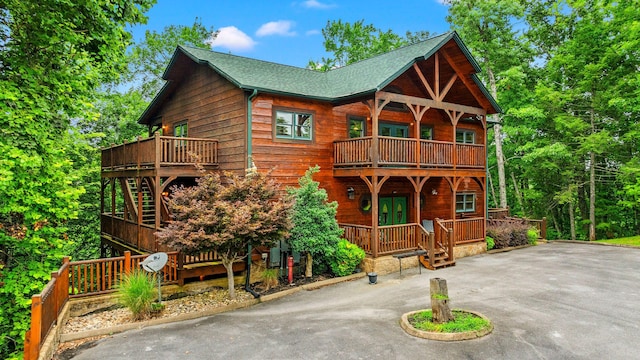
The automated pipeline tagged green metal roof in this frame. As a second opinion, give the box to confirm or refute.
[141,31,500,124]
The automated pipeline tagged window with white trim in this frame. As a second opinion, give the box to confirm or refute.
[456,129,475,144]
[456,193,476,213]
[275,110,313,141]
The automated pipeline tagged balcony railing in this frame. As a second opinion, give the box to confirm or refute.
[102,134,218,170]
[334,137,484,168]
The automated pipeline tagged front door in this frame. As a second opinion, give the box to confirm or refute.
[379,196,407,225]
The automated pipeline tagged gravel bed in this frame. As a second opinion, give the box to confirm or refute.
[62,288,254,334]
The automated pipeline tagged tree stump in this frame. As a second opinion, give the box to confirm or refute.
[430,278,454,323]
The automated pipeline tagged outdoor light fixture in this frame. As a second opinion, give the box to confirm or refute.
[431,188,438,196]
[347,187,355,200]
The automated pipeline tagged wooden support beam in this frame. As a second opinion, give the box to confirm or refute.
[413,63,437,100]
[439,73,459,101]
[435,52,440,100]
[440,48,493,111]
[377,91,486,116]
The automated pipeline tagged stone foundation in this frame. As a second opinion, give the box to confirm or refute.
[360,241,486,275]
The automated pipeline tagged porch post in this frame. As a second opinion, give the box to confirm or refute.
[154,175,161,251]
[371,176,379,258]
[371,96,379,167]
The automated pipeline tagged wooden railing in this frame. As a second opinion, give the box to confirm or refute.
[439,217,485,245]
[333,137,484,168]
[430,219,454,266]
[333,137,372,166]
[340,224,372,253]
[24,258,70,360]
[420,140,453,166]
[25,252,180,359]
[101,134,218,170]
[101,214,157,252]
[378,223,419,254]
[455,143,485,168]
[378,136,417,166]
[69,251,180,298]
[487,217,547,240]
[488,207,510,219]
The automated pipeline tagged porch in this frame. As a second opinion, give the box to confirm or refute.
[340,217,484,268]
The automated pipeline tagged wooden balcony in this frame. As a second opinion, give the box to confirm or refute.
[333,137,484,169]
[101,134,218,171]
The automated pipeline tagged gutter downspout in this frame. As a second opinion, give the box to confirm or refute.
[247,89,258,170]
[245,89,260,299]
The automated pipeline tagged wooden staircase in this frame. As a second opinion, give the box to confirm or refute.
[418,219,456,270]
[126,178,156,225]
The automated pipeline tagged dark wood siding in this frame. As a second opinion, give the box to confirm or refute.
[155,65,246,172]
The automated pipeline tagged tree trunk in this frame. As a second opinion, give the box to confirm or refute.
[305,252,313,278]
[430,278,454,324]
[222,257,236,300]
[510,171,524,214]
[569,201,576,241]
[589,107,596,241]
[488,167,497,208]
[487,67,507,209]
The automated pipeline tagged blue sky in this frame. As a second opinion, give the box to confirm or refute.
[131,0,452,68]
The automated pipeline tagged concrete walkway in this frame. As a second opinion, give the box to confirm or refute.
[71,242,640,360]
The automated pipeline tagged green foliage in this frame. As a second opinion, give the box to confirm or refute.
[308,19,409,70]
[596,236,640,247]
[328,240,365,277]
[157,170,292,299]
[0,1,153,357]
[410,310,491,333]
[486,236,495,251]
[117,270,157,320]
[261,268,279,290]
[287,166,343,276]
[527,228,539,245]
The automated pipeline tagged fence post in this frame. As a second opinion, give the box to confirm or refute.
[541,217,547,240]
[28,294,42,360]
[447,229,454,262]
[124,251,131,274]
[61,257,70,307]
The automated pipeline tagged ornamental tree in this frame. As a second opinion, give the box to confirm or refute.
[156,170,292,299]
[287,166,343,278]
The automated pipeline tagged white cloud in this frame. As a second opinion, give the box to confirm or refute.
[302,0,336,9]
[206,26,256,52]
[305,29,321,36]
[256,20,296,37]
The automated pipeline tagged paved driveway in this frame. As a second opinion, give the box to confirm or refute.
[71,242,640,360]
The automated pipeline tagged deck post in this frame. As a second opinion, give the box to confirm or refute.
[28,294,42,360]
[541,217,547,240]
[371,176,379,258]
[124,251,131,274]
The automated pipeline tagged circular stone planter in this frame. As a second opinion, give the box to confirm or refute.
[400,309,493,341]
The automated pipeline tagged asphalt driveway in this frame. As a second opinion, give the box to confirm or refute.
[71,242,640,360]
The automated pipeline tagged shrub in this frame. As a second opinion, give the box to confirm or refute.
[486,221,530,249]
[486,236,495,251]
[527,228,539,245]
[118,270,157,320]
[261,268,279,290]
[329,239,366,276]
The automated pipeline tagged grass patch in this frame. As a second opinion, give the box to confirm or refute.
[409,310,491,333]
[596,236,640,247]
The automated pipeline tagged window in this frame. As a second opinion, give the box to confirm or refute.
[420,125,433,140]
[456,129,475,144]
[456,193,476,213]
[275,110,313,141]
[379,123,408,138]
[174,122,188,137]
[348,117,365,138]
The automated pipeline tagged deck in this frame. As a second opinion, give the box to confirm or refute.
[334,137,485,169]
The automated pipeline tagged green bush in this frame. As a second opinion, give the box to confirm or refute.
[117,270,157,320]
[486,236,495,251]
[329,239,366,276]
[527,228,539,245]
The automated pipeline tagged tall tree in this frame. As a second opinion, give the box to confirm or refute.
[156,170,292,299]
[0,1,153,357]
[446,0,528,209]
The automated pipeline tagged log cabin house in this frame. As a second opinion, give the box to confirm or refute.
[100,31,500,280]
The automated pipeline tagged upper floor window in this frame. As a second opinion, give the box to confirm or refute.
[456,129,475,144]
[348,116,365,138]
[420,125,433,140]
[275,110,313,141]
[174,122,188,138]
[456,193,476,213]
[379,122,408,138]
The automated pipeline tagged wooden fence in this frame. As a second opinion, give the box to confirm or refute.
[24,251,179,360]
